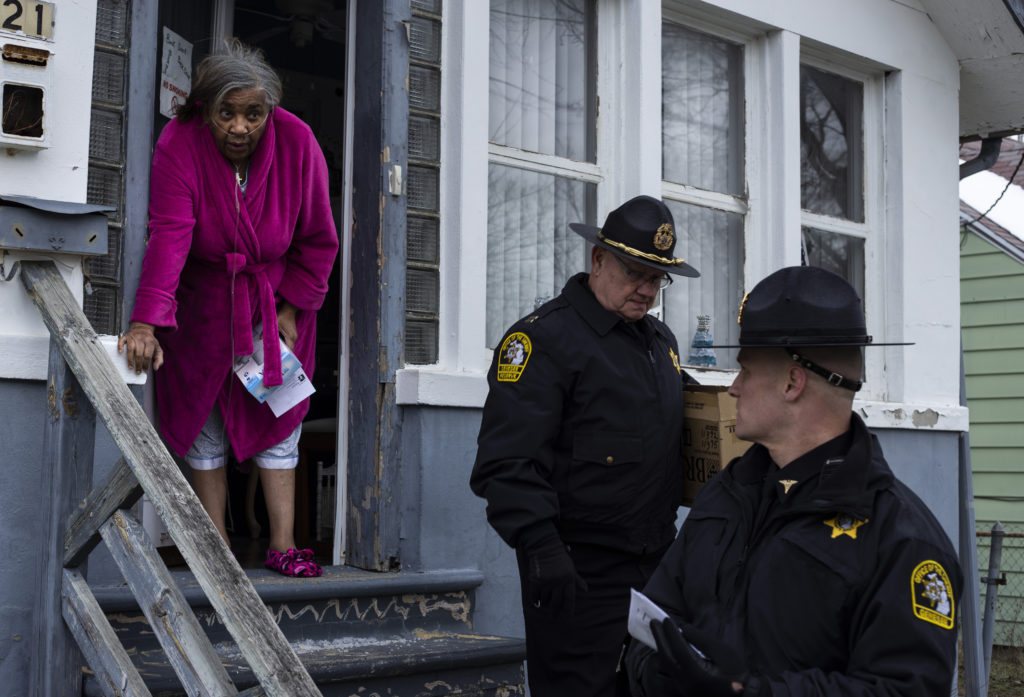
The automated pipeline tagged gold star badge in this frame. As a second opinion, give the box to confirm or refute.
[669,347,681,374]
[824,514,868,539]
[779,479,798,495]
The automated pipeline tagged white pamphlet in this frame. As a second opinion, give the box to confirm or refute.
[627,588,670,650]
[233,323,315,416]
[264,366,316,417]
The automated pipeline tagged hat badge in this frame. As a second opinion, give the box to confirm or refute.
[737,292,750,325]
[653,223,674,251]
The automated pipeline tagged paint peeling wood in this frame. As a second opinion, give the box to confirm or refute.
[64,457,143,567]
[100,512,238,697]
[33,339,95,697]
[19,260,322,697]
[348,0,411,571]
[62,569,153,697]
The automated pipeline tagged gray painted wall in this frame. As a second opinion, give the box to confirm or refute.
[400,406,525,638]
[0,378,961,695]
[0,380,48,694]
[874,428,962,552]
[0,376,139,696]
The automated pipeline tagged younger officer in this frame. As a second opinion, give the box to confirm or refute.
[471,195,699,697]
[626,265,962,697]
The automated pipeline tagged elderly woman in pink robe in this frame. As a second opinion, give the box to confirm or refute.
[118,40,338,577]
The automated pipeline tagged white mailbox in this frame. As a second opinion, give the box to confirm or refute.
[0,1,55,150]
[0,1,99,379]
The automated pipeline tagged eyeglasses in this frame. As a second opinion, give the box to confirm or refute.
[610,253,673,289]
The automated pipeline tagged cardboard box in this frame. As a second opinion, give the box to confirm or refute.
[682,384,751,505]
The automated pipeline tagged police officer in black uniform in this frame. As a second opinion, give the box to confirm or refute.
[470,195,700,697]
[625,265,962,697]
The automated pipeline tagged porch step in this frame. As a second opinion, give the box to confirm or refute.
[83,567,526,696]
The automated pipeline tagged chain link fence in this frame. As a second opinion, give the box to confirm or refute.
[976,524,1024,648]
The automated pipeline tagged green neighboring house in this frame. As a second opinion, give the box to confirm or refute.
[960,138,1024,646]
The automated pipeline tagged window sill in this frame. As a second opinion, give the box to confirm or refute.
[0,334,147,384]
[395,367,969,431]
[396,367,490,408]
[393,370,966,429]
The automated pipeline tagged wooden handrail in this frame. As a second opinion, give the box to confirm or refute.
[21,260,321,696]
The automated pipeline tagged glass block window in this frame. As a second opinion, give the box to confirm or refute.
[85,0,130,334]
[661,21,746,365]
[407,0,442,364]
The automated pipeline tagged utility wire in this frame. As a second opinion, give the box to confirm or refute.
[961,148,1024,229]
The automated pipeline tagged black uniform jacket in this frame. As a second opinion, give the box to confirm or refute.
[627,413,962,697]
[470,273,685,554]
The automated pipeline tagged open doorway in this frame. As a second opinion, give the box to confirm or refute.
[231,0,348,569]
[150,0,350,572]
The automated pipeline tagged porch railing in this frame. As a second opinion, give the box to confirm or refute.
[22,259,321,696]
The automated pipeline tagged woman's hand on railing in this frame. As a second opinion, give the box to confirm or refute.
[117,321,164,373]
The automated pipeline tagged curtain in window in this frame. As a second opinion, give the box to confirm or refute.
[489,0,593,161]
[661,23,745,367]
[663,201,744,366]
[487,0,596,347]
[486,164,593,347]
[662,22,744,194]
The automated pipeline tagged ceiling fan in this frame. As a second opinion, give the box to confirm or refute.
[238,0,346,48]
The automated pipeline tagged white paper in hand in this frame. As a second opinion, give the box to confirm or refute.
[627,588,670,650]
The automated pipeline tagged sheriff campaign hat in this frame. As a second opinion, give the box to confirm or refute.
[710,265,910,391]
[712,265,911,348]
[569,195,700,277]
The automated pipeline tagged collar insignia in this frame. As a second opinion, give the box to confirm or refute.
[824,513,868,539]
[669,347,681,375]
[737,292,750,325]
[779,479,798,495]
[653,223,674,251]
[912,560,955,629]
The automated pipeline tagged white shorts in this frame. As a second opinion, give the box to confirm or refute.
[185,408,302,471]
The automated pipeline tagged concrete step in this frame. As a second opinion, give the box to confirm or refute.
[82,566,526,696]
[83,632,525,696]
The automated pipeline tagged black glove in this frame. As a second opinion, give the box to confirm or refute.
[517,522,588,616]
[646,617,763,697]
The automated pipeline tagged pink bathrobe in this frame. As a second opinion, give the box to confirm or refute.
[131,108,338,461]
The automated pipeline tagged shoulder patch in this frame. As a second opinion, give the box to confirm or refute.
[911,560,955,630]
[497,332,532,383]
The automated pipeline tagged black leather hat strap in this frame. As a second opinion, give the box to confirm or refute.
[789,351,863,392]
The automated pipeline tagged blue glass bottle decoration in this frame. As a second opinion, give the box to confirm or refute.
[688,314,717,367]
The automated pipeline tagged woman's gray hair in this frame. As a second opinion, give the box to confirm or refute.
[175,38,282,122]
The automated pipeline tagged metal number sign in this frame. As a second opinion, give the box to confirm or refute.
[0,0,54,40]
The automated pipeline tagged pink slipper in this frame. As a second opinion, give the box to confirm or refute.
[265,548,322,577]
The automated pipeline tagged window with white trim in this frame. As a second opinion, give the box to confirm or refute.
[800,63,866,299]
[660,19,746,365]
[486,0,597,348]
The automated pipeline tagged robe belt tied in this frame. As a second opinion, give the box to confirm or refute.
[225,252,284,387]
